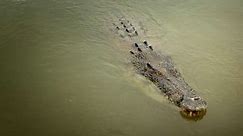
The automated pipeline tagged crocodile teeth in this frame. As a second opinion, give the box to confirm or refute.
[189,112,192,116]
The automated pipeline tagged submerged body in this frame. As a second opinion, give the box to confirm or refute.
[112,17,207,118]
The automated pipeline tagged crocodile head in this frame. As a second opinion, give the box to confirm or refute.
[180,95,207,117]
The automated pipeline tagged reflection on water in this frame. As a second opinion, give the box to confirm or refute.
[0,0,242,136]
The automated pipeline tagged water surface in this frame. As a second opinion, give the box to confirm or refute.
[0,0,242,136]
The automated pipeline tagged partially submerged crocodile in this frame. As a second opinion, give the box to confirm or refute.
[112,17,207,118]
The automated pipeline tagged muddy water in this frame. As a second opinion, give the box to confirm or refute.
[0,0,242,136]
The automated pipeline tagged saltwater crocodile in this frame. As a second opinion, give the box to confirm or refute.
[112,17,207,119]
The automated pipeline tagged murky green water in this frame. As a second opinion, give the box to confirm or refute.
[0,0,242,135]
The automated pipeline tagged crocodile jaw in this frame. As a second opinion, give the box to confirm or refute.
[179,96,207,118]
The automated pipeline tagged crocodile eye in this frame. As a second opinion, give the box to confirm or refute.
[146,63,153,69]
[193,97,200,100]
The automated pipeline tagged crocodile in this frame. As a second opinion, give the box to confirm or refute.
[112,17,207,119]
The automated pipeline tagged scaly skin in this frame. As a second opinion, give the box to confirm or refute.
[112,17,207,118]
